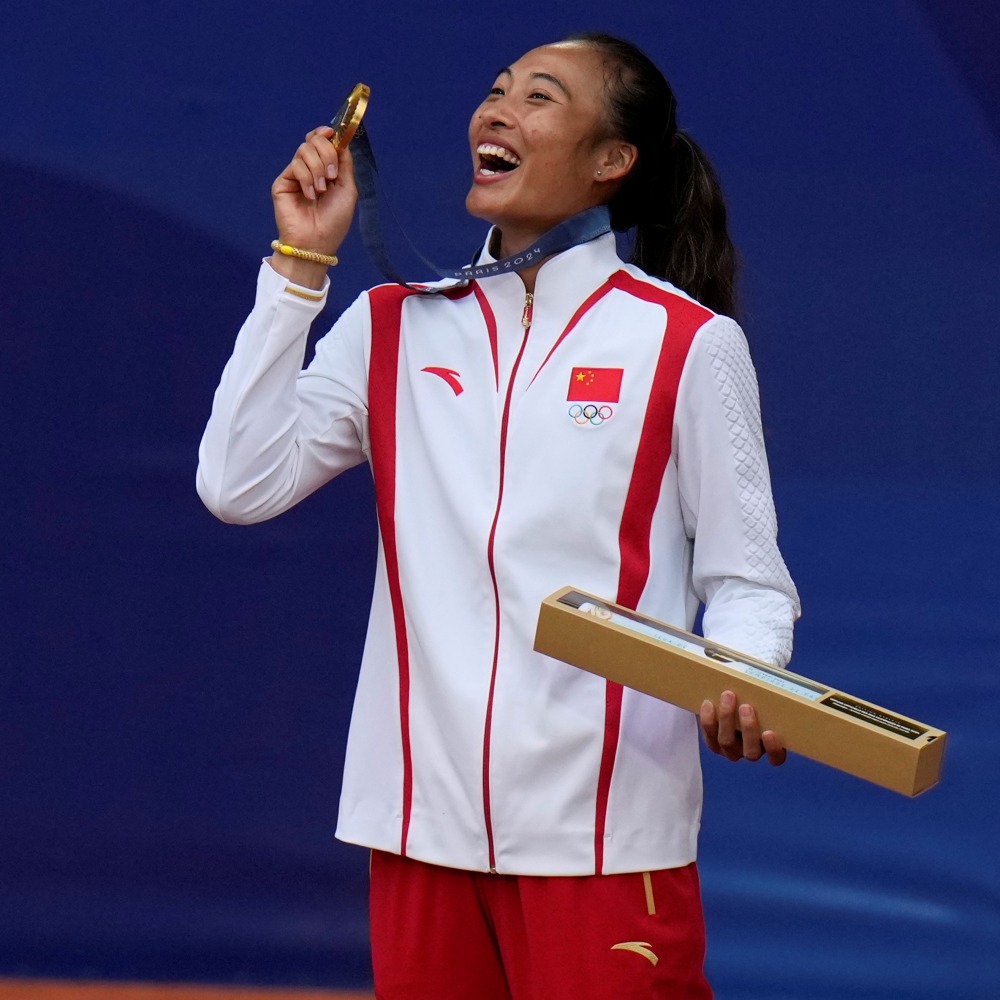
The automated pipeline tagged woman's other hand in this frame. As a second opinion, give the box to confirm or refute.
[269,125,359,288]
[699,691,787,766]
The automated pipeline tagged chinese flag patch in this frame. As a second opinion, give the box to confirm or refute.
[567,367,623,402]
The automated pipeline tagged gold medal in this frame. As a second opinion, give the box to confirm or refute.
[330,83,370,149]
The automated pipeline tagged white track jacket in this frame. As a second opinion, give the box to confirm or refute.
[197,232,800,876]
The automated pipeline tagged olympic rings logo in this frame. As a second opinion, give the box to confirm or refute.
[568,403,614,426]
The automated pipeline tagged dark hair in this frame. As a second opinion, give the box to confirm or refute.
[563,32,739,318]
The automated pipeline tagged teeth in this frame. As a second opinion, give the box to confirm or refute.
[476,143,521,168]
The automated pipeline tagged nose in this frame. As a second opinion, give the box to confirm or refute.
[479,96,513,130]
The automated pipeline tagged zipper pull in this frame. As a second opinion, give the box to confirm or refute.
[521,292,534,329]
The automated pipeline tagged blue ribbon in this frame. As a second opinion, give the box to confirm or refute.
[349,123,612,291]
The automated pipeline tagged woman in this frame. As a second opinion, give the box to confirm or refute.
[198,33,799,999]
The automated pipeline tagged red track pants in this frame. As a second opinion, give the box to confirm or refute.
[369,849,713,999]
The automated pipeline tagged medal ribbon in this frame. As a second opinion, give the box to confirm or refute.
[349,124,612,291]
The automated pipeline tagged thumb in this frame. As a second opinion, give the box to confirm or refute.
[337,143,358,194]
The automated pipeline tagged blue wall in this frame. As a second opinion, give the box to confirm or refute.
[2,2,998,996]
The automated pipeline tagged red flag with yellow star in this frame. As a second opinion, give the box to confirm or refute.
[567,367,623,402]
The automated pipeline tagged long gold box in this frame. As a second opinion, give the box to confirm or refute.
[533,587,946,796]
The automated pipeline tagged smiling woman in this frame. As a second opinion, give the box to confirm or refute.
[197,32,799,999]
[465,44,631,270]
[468,35,737,312]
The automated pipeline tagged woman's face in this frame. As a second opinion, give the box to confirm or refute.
[465,42,622,249]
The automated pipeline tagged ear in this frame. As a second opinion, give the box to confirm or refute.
[594,141,638,183]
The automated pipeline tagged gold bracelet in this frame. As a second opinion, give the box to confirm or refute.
[270,240,338,267]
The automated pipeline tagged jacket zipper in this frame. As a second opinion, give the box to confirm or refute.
[482,289,533,874]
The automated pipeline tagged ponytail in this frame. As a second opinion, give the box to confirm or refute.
[632,130,738,319]
[564,33,740,319]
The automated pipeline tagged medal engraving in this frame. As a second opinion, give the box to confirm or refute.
[330,83,370,149]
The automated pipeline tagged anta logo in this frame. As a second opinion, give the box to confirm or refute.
[611,941,659,966]
[421,366,463,396]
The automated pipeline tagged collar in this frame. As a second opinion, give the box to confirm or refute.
[474,229,624,305]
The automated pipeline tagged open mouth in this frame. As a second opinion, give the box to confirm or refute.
[477,142,521,176]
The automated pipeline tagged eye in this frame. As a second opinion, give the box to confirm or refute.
[489,86,505,97]
[528,91,552,101]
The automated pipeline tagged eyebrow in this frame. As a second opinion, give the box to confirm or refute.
[496,66,572,99]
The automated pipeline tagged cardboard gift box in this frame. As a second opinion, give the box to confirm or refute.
[533,587,946,796]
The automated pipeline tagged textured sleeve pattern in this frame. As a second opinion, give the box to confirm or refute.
[675,316,800,666]
[196,262,371,524]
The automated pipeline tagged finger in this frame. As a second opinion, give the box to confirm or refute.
[336,143,357,191]
[716,690,743,762]
[762,730,787,767]
[699,699,722,755]
[272,156,316,201]
[295,141,330,193]
[306,124,336,143]
[286,157,319,201]
[738,703,765,762]
[307,131,341,181]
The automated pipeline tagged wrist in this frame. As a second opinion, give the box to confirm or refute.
[267,252,329,290]
[272,239,338,266]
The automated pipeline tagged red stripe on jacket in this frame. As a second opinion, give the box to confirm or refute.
[473,282,500,390]
[528,280,616,385]
[368,281,500,859]
[367,284,421,857]
[593,272,714,874]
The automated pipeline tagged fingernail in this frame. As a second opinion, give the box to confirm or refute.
[316,176,327,192]
[700,699,712,713]
[721,691,735,709]
[739,704,753,720]
[326,164,337,180]
[306,185,316,201]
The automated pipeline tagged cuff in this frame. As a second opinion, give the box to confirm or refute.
[258,257,331,308]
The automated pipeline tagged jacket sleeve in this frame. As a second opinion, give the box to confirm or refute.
[673,315,801,667]
[196,261,371,524]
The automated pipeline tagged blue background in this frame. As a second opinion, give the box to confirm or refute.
[2,2,998,997]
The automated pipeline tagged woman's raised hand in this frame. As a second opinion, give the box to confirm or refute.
[269,125,359,288]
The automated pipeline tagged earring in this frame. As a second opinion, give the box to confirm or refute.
[596,170,603,177]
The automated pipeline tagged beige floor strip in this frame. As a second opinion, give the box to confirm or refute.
[0,981,374,1000]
